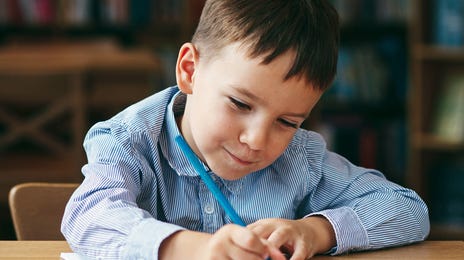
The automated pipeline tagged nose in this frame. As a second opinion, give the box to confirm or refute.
[239,121,269,151]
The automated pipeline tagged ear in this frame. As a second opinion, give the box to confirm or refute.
[176,43,198,94]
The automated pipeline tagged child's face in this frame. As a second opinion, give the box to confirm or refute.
[177,43,322,180]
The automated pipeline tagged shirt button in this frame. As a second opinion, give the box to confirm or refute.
[204,204,214,214]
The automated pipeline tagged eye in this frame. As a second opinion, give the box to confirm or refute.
[278,118,298,129]
[229,97,251,111]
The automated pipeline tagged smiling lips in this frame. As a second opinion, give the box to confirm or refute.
[226,149,256,165]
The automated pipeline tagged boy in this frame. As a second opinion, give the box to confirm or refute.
[62,0,429,259]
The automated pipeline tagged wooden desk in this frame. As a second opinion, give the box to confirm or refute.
[0,241,71,259]
[0,241,462,259]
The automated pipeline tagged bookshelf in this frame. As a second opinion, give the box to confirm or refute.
[305,0,411,185]
[0,0,205,239]
[0,0,205,85]
[409,0,464,240]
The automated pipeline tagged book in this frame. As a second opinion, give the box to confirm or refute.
[432,74,464,143]
[433,0,464,47]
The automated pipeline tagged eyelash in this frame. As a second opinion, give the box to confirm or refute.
[229,97,250,110]
[279,119,298,129]
[229,97,298,129]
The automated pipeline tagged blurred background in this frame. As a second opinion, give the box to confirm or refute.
[0,0,462,240]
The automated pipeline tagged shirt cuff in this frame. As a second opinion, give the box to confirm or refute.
[121,218,186,259]
[307,206,369,255]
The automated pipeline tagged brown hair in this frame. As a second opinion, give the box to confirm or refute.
[192,0,339,90]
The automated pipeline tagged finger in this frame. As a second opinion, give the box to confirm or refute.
[280,245,294,259]
[266,227,291,249]
[266,244,287,260]
[212,225,268,260]
[225,243,268,260]
[247,220,275,239]
[259,238,291,260]
[228,225,269,258]
[289,240,312,260]
[265,231,298,260]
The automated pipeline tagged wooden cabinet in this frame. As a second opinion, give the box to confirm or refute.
[409,0,464,240]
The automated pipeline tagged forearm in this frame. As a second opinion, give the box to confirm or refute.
[309,195,429,255]
[298,216,336,254]
[358,190,430,247]
[314,153,429,253]
[159,230,211,260]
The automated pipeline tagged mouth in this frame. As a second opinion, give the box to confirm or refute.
[225,149,255,166]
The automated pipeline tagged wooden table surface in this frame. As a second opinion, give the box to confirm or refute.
[0,240,462,259]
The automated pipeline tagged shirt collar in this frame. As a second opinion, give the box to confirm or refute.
[160,90,209,177]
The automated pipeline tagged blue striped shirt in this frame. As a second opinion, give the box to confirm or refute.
[61,86,429,259]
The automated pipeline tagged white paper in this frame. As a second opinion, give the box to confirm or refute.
[60,252,90,260]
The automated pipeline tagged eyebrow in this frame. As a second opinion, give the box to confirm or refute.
[233,85,264,103]
[231,85,310,119]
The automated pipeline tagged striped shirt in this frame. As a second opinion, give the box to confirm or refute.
[61,86,429,259]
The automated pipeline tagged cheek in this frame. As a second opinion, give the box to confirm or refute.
[196,100,229,127]
[266,132,294,160]
[191,101,237,143]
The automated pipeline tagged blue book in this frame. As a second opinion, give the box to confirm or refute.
[433,0,464,46]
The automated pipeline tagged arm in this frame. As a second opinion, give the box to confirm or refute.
[249,148,429,258]
[309,150,430,254]
[61,121,286,260]
[61,122,183,259]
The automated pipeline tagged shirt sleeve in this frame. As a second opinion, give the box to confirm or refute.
[61,120,184,259]
[306,149,430,255]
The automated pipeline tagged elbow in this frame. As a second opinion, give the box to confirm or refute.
[417,203,431,241]
[407,195,431,242]
[61,204,88,250]
[61,210,78,247]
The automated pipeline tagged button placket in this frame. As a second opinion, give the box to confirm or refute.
[199,179,224,233]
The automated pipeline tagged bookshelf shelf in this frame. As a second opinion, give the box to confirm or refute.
[414,45,464,61]
[412,134,464,151]
[409,0,464,240]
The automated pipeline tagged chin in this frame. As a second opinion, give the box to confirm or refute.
[212,167,250,181]
[221,174,247,181]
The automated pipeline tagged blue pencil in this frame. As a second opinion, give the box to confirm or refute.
[176,135,282,260]
[175,135,246,226]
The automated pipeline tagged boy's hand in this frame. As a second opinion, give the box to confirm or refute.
[247,216,336,260]
[160,224,286,260]
[199,224,286,260]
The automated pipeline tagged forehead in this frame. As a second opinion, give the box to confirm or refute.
[201,42,299,82]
